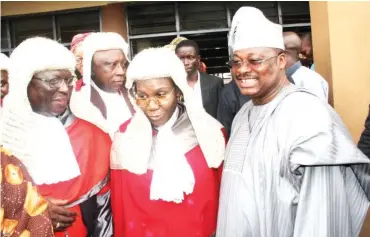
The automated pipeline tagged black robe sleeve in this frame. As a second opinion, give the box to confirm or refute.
[358,105,370,159]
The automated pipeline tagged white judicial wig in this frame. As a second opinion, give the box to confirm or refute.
[229,7,285,52]
[1,37,80,185]
[69,32,131,134]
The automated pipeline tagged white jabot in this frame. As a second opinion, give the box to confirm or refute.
[91,81,132,138]
[150,107,195,203]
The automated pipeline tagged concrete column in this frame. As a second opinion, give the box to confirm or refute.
[101,3,128,40]
[310,1,370,143]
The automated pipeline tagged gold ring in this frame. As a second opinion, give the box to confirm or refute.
[56,222,60,228]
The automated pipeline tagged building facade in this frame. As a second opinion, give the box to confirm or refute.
[1,1,310,82]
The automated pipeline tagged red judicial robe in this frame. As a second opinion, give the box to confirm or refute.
[38,115,112,237]
[111,110,227,237]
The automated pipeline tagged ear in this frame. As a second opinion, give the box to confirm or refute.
[278,53,287,70]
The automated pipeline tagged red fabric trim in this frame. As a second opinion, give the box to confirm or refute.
[74,79,85,92]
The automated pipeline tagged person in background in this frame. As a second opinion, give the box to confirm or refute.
[175,39,223,118]
[217,7,370,237]
[283,31,328,101]
[70,32,134,139]
[217,78,250,136]
[110,47,227,237]
[0,53,10,106]
[70,33,92,80]
[359,105,370,158]
[300,32,315,70]
[1,146,54,237]
[1,37,113,237]
[165,37,208,73]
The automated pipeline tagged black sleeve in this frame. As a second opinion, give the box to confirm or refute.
[80,191,113,237]
[358,105,370,158]
[217,86,235,137]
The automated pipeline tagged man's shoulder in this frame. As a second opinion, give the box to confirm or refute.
[278,90,331,125]
[200,72,223,84]
[70,117,111,138]
[295,66,327,83]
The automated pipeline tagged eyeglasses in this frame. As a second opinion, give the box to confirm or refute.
[134,88,175,108]
[226,53,282,69]
[33,76,77,89]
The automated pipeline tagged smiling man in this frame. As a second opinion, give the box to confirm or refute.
[216,7,370,237]
[175,40,223,118]
[1,37,113,237]
[70,32,134,138]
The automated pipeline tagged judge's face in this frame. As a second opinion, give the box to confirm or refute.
[134,77,181,127]
[1,70,9,99]
[176,46,200,75]
[27,69,75,117]
[231,47,286,100]
[73,45,84,76]
[92,49,129,93]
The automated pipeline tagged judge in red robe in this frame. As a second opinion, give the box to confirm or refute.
[110,47,227,237]
[1,37,112,237]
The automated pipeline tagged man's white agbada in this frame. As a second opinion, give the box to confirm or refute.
[69,32,132,137]
[0,37,80,185]
[0,53,10,71]
[229,7,284,51]
[217,6,370,237]
[111,47,225,203]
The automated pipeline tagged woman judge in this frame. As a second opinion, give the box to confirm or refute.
[110,47,227,237]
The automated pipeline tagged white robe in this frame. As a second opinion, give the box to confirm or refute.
[292,66,329,102]
[217,85,370,237]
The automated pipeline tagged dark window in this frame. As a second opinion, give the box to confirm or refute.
[56,10,100,44]
[127,2,176,35]
[228,1,279,24]
[131,36,175,56]
[280,1,310,25]
[179,2,227,31]
[183,32,229,79]
[11,15,53,47]
[1,21,9,49]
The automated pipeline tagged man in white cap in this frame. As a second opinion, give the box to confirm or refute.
[216,7,370,237]
[1,37,112,237]
[70,32,134,138]
[283,31,329,101]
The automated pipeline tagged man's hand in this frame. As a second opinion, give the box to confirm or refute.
[47,198,77,232]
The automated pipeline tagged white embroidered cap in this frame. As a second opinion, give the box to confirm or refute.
[229,7,285,51]
[111,47,225,174]
[0,53,10,71]
[1,37,80,185]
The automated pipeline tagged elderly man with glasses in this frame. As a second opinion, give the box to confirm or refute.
[1,37,113,237]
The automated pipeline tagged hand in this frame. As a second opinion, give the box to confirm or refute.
[47,198,77,232]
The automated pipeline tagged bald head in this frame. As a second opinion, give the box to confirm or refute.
[283,32,301,69]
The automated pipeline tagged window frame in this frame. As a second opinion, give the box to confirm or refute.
[1,7,102,54]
